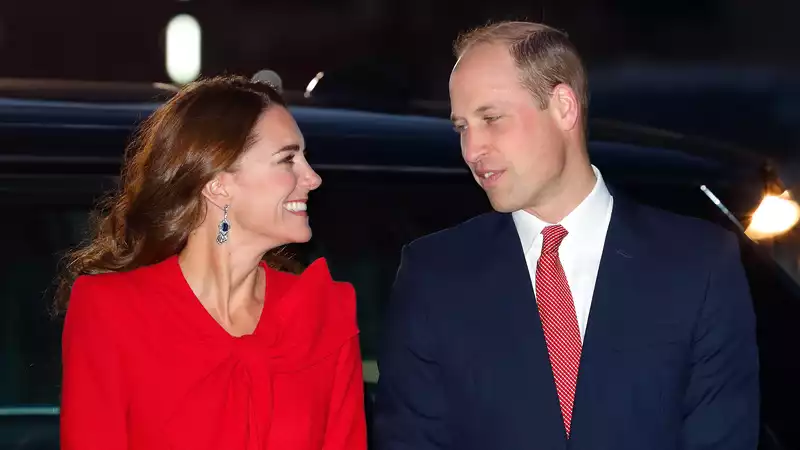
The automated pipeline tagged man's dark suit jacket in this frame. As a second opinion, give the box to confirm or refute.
[373,194,759,450]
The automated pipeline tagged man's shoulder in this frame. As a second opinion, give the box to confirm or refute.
[631,198,738,253]
[405,211,502,255]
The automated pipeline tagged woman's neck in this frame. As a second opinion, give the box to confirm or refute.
[178,233,267,332]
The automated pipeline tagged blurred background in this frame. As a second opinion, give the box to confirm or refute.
[2,0,799,149]
[4,0,799,214]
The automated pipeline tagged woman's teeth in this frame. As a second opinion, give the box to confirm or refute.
[283,201,307,212]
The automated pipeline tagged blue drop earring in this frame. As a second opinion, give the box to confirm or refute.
[216,204,231,245]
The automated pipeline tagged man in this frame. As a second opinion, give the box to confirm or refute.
[373,21,759,450]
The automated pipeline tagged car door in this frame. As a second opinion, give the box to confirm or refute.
[0,171,117,450]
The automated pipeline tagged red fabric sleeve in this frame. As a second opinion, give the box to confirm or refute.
[323,336,367,450]
[60,275,129,450]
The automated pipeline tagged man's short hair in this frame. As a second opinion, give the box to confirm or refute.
[454,21,589,124]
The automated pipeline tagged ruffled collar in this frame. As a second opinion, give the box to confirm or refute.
[147,255,358,449]
[157,255,358,365]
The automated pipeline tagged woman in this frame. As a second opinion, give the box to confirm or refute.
[56,76,367,450]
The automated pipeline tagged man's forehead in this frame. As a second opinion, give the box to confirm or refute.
[455,43,511,68]
[450,65,520,97]
[452,53,516,86]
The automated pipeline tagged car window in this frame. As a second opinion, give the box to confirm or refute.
[0,200,93,408]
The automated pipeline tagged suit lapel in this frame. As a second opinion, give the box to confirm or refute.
[484,214,569,450]
[568,194,646,448]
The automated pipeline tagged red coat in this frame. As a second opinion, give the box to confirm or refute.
[60,256,366,450]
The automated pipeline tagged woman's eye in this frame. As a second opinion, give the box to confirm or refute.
[280,154,295,165]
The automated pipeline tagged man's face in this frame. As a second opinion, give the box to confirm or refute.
[449,43,569,213]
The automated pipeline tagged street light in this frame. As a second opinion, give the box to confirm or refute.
[166,14,201,85]
[745,190,800,240]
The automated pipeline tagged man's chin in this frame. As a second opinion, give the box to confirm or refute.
[487,195,519,213]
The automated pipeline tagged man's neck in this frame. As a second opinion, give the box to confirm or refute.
[523,163,597,224]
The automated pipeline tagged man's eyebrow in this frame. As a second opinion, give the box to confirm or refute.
[272,144,300,155]
[450,105,496,122]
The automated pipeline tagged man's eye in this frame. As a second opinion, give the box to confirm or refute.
[452,123,467,133]
[484,115,500,123]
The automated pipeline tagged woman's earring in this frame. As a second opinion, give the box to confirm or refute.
[216,205,231,245]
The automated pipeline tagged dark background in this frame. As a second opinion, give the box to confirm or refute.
[2,0,798,92]
[0,1,798,173]
[3,0,798,161]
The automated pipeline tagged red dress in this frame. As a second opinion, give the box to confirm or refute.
[60,256,367,450]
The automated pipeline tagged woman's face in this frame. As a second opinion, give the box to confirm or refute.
[221,105,322,249]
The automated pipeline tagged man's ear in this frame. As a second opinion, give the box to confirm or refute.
[201,176,231,210]
[549,83,580,132]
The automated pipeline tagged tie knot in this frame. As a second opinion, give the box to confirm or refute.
[541,225,568,255]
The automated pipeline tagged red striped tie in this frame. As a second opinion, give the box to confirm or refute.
[535,225,582,437]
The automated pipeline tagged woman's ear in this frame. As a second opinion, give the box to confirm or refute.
[201,176,231,210]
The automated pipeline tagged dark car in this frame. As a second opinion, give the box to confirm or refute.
[0,80,798,450]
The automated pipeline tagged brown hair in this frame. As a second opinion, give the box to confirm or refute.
[454,21,589,124]
[54,75,286,311]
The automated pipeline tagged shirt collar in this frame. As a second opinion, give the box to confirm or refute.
[512,165,612,254]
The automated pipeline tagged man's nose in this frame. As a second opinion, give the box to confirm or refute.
[462,129,489,164]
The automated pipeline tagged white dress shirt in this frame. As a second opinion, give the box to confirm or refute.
[511,165,614,342]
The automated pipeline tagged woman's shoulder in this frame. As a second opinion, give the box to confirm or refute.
[262,258,359,371]
[67,271,133,320]
[266,257,357,325]
[68,256,178,311]
[73,256,175,291]
[268,257,353,298]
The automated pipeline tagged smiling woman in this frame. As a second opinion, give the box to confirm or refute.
[55,76,289,293]
[55,75,367,450]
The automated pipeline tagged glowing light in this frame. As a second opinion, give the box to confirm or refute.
[304,72,325,98]
[166,14,201,85]
[745,190,800,240]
